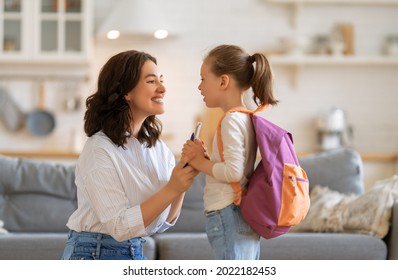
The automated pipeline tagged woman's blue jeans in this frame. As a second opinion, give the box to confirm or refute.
[61,230,147,260]
[205,204,260,260]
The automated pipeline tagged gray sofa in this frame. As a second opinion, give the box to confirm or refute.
[0,148,397,260]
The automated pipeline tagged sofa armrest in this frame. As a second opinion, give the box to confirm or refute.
[386,200,398,260]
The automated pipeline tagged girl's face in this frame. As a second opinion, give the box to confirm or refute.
[198,60,223,108]
[125,60,165,124]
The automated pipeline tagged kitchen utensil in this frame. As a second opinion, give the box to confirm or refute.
[316,107,346,150]
[26,82,56,137]
[63,81,81,112]
[339,23,354,55]
[383,35,398,56]
[0,87,24,131]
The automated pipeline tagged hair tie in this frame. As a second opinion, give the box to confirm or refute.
[249,55,255,63]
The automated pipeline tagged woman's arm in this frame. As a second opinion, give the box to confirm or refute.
[140,160,196,227]
[166,193,185,223]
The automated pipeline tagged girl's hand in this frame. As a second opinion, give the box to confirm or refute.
[203,143,210,160]
[182,139,208,170]
[182,139,209,158]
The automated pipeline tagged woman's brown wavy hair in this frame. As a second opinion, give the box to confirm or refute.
[84,50,162,148]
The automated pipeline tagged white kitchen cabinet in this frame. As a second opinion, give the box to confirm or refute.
[0,0,92,79]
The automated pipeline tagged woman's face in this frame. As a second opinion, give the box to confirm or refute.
[125,60,165,123]
[198,60,223,108]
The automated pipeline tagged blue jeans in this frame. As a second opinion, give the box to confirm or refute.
[61,231,147,260]
[205,204,260,260]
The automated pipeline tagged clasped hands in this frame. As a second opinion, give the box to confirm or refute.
[181,138,210,172]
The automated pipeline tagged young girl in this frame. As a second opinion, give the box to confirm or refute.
[182,44,278,260]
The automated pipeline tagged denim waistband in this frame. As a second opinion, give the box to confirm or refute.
[65,230,146,260]
[68,230,145,244]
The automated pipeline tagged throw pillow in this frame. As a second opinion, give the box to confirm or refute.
[0,219,8,234]
[291,175,398,238]
[342,175,398,238]
[291,185,357,233]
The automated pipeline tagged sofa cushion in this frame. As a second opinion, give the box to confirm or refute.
[260,233,387,260]
[299,148,364,195]
[0,233,68,260]
[154,233,214,260]
[0,156,77,232]
[0,233,157,260]
[153,232,387,260]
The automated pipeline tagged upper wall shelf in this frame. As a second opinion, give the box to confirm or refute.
[267,55,398,88]
[266,0,398,4]
[266,0,398,27]
[269,55,398,66]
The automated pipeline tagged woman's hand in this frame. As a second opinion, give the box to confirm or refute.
[166,157,198,194]
[142,157,197,227]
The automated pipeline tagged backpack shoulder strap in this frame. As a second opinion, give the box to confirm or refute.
[216,105,268,205]
[216,107,251,162]
[216,105,268,161]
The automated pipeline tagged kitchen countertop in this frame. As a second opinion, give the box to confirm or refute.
[0,150,397,162]
[0,150,80,159]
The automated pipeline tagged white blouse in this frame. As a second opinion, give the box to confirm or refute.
[66,131,176,242]
[204,112,257,212]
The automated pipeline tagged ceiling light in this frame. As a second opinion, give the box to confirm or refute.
[106,30,120,40]
[154,30,169,40]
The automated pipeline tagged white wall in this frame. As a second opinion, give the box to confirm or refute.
[1,0,397,189]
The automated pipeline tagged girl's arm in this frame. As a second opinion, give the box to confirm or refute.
[183,114,246,182]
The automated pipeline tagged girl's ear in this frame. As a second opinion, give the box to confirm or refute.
[124,93,130,101]
[220,74,230,89]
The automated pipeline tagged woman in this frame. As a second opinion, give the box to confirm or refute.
[62,50,198,260]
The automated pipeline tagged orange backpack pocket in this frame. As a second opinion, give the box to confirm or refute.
[278,163,310,226]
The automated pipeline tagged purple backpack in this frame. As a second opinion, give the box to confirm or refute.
[217,106,310,239]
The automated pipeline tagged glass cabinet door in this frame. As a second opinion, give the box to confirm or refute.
[41,20,58,52]
[2,0,23,53]
[65,20,81,52]
[65,0,82,52]
[39,0,83,55]
[65,0,83,53]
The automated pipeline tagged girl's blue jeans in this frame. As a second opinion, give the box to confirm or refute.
[61,230,147,260]
[205,204,260,260]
